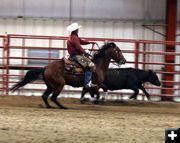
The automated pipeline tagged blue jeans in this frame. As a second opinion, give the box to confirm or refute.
[84,69,93,86]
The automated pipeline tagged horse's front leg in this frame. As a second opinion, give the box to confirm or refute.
[98,84,108,101]
[80,87,91,104]
[81,86,99,104]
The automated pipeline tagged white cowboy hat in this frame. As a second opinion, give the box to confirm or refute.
[67,22,82,32]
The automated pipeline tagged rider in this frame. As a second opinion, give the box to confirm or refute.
[66,22,96,88]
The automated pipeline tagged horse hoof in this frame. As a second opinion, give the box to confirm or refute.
[80,98,89,104]
[93,100,99,104]
[47,106,55,109]
[61,106,68,109]
[100,100,105,105]
[129,96,136,99]
[80,100,85,104]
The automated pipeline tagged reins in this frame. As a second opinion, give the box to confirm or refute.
[90,43,100,55]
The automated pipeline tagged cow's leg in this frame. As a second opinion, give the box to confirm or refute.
[126,76,139,100]
[129,87,139,99]
[139,85,150,100]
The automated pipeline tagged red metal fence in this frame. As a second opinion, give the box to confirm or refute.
[0,34,180,100]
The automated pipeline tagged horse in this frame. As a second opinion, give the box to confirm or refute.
[10,42,126,109]
[81,68,161,102]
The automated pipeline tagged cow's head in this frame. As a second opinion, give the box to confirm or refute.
[148,70,161,86]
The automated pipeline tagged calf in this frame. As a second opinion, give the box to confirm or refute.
[81,68,161,101]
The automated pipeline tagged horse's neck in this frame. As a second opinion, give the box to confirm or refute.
[94,56,111,72]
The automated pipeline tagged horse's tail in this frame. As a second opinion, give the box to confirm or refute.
[10,68,45,92]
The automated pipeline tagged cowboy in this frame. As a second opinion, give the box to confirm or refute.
[66,22,96,88]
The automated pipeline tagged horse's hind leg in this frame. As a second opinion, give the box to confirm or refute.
[42,88,53,108]
[50,85,67,109]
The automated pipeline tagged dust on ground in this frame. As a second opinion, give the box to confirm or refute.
[0,95,180,143]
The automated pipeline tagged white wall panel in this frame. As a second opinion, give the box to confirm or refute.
[134,22,144,39]
[123,22,134,39]
[178,0,180,21]
[177,27,180,42]
[175,27,180,95]
[81,21,94,37]
[0,18,167,58]
[113,22,124,39]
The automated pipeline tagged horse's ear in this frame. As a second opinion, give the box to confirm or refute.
[104,41,114,45]
[148,69,153,74]
[104,40,109,44]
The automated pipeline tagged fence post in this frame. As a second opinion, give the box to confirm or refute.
[134,41,139,69]
[3,33,10,95]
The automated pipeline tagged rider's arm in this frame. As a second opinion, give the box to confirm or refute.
[79,38,91,45]
[71,35,85,54]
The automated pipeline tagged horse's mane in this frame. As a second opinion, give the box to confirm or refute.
[93,42,116,60]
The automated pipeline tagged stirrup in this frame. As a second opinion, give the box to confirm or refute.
[84,82,97,88]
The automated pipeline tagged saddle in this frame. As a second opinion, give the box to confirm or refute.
[63,56,84,75]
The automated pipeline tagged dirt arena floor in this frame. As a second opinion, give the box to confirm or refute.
[0,95,180,143]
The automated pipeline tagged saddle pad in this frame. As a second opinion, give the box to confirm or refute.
[63,57,84,75]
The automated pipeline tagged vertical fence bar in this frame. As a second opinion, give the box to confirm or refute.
[22,38,26,67]
[134,41,139,69]
[4,34,10,95]
[48,39,52,63]
[2,36,6,94]
[142,43,146,70]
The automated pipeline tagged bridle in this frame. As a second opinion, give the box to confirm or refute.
[110,47,124,67]
[89,43,125,67]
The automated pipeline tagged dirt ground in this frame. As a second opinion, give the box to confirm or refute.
[0,95,180,143]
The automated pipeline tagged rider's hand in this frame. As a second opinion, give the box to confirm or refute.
[85,49,91,55]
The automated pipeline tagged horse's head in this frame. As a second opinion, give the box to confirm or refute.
[107,42,126,65]
[147,70,161,86]
[96,42,126,65]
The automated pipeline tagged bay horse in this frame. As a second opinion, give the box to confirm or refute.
[10,42,126,109]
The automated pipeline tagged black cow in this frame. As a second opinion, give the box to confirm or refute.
[81,68,161,101]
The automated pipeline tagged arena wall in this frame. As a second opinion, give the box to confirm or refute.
[0,18,180,99]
